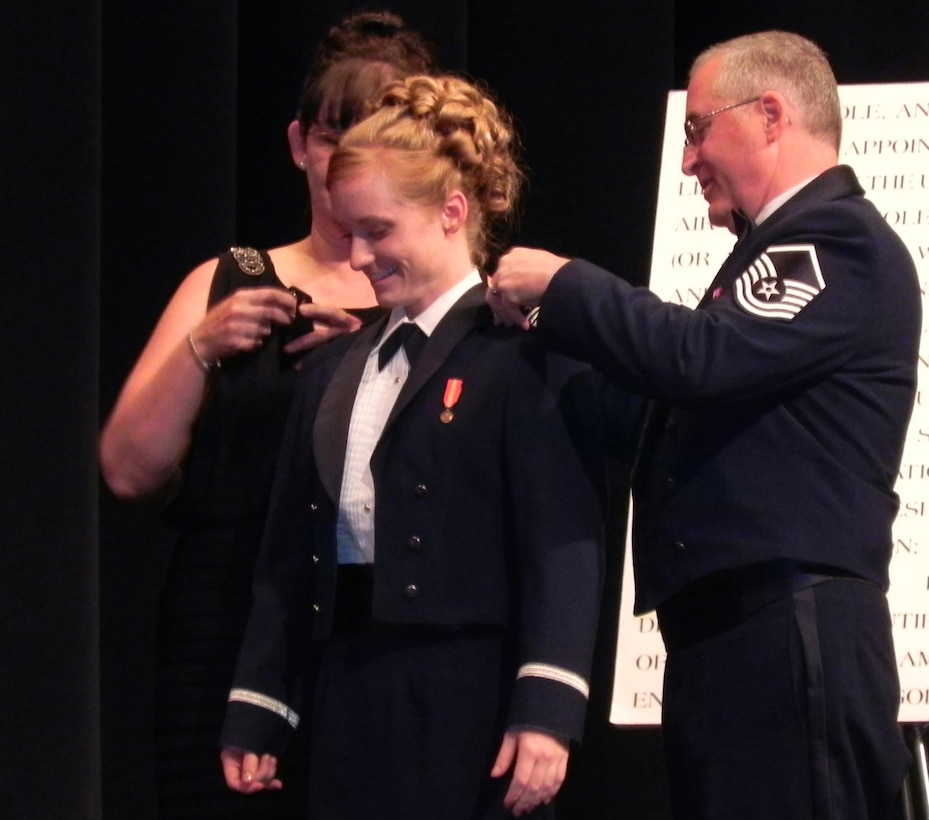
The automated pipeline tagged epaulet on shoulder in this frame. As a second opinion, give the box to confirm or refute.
[229,246,266,276]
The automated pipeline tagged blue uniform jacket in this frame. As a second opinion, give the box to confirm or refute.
[221,285,607,754]
[537,166,921,613]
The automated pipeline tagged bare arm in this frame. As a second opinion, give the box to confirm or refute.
[99,258,296,499]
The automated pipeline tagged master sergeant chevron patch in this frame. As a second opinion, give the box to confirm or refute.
[733,244,825,321]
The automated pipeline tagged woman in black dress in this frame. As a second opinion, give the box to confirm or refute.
[99,12,436,818]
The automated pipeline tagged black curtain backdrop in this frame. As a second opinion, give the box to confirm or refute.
[0,1,102,817]
[1,0,925,817]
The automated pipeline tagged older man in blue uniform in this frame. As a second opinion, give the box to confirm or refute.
[489,30,919,820]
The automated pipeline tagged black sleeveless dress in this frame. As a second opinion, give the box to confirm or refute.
[154,247,381,818]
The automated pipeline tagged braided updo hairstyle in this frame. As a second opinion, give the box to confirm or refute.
[327,74,524,270]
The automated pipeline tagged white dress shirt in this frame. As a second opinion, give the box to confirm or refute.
[755,176,816,225]
[335,270,482,564]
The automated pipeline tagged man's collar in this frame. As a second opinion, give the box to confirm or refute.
[755,176,818,225]
[731,210,755,243]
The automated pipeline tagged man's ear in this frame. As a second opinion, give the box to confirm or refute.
[442,190,469,234]
[759,91,790,140]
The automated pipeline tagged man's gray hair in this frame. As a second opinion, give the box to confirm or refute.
[691,31,842,150]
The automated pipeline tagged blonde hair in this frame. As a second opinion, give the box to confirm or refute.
[691,31,842,150]
[327,74,524,269]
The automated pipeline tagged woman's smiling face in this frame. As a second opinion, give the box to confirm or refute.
[330,163,468,318]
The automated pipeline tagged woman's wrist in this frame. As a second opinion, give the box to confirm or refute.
[187,328,221,373]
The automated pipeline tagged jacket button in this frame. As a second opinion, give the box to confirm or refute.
[403,584,419,599]
[312,554,320,564]
[312,603,321,612]
[414,483,428,497]
[309,502,318,512]
[408,536,423,551]
[672,541,686,554]
[665,477,676,490]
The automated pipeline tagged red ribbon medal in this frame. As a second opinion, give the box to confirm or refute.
[440,379,463,423]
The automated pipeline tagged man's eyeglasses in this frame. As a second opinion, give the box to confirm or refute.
[683,97,760,148]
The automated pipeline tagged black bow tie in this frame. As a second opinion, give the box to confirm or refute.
[378,323,426,370]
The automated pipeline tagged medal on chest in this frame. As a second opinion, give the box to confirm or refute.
[440,379,463,423]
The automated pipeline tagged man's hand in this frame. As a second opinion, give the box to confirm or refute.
[220,746,283,793]
[487,247,571,327]
[491,729,569,816]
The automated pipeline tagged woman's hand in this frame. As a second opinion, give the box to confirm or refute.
[280,302,364,362]
[220,746,283,793]
[189,287,299,364]
[491,729,569,816]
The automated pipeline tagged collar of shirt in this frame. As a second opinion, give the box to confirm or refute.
[755,176,817,225]
[374,268,483,355]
